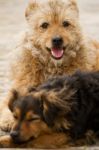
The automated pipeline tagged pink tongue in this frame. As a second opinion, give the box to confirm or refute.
[51,48,63,58]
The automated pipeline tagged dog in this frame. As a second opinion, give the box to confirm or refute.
[10,0,99,90]
[0,0,99,135]
[0,70,99,148]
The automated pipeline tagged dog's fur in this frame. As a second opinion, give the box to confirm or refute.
[0,0,99,134]
[8,0,99,90]
[0,71,99,148]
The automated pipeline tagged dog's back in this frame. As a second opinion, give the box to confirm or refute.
[36,71,99,139]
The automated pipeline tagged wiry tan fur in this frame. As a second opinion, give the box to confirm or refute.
[0,0,99,134]
[8,0,99,89]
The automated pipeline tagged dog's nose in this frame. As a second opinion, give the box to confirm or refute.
[10,131,19,139]
[52,37,63,46]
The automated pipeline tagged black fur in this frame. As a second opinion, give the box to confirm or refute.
[10,70,99,142]
[35,71,99,139]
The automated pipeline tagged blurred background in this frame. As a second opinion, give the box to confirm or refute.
[0,0,99,98]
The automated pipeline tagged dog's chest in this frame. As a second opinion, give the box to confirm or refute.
[44,64,65,80]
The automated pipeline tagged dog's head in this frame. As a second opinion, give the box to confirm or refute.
[8,89,72,144]
[25,0,82,62]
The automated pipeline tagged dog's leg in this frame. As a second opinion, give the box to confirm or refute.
[30,133,70,148]
[0,99,14,133]
[0,133,70,148]
[0,135,14,148]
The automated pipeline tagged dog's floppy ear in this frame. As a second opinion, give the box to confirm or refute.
[40,92,62,127]
[25,0,38,20]
[8,90,19,112]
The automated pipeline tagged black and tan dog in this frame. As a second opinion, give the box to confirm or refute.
[1,70,99,148]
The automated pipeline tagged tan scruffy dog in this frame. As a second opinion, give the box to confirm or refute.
[0,0,99,132]
[8,0,99,90]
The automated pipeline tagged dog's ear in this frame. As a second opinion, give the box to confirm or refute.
[8,90,19,112]
[68,0,79,18]
[25,0,38,20]
[40,93,61,127]
[69,0,77,6]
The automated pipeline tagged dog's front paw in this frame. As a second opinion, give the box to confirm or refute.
[0,135,12,148]
[0,107,14,133]
[0,123,12,133]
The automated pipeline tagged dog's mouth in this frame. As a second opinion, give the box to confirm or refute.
[47,47,65,60]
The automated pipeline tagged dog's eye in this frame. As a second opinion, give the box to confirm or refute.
[13,115,18,120]
[27,117,40,122]
[41,22,49,29]
[63,21,70,28]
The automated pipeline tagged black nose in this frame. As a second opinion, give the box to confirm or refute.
[10,131,19,139]
[52,37,63,46]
